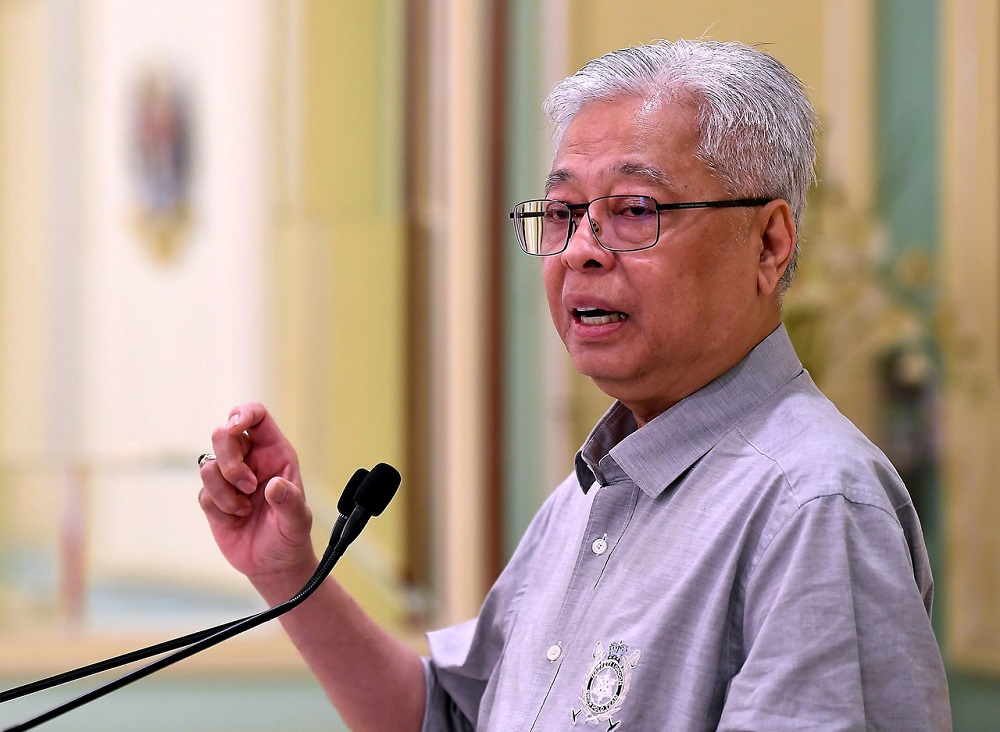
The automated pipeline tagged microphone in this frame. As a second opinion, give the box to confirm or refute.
[333,468,371,538]
[0,467,372,705]
[331,463,399,559]
[1,464,398,731]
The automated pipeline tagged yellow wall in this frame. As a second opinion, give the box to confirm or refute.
[274,0,410,629]
[568,0,826,98]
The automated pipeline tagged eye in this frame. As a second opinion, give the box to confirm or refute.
[542,202,572,224]
[610,196,658,219]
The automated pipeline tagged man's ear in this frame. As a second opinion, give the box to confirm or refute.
[755,199,796,296]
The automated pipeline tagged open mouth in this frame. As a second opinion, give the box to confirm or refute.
[574,308,629,326]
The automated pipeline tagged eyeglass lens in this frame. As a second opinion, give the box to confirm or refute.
[513,196,660,255]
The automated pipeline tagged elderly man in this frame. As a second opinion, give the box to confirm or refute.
[199,40,950,730]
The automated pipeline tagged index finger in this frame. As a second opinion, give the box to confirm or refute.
[226,401,287,449]
[211,423,256,494]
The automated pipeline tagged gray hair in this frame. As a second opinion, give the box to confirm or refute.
[544,39,818,291]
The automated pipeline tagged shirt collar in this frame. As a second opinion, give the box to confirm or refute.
[574,325,803,496]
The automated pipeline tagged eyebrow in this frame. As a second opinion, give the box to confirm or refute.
[544,169,575,193]
[544,161,673,195]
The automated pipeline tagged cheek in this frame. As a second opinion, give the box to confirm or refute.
[542,254,563,286]
[542,262,565,321]
[633,258,723,340]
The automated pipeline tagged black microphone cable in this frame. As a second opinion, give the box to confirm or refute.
[2,465,398,731]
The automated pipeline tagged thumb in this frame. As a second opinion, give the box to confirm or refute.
[263,477,313,543]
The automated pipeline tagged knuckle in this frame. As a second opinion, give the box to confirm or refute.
[198,485,225,513]
[201,483,243,516]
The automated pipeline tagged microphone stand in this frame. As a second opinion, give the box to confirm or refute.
[2,464,398,731]
[0,617,246,704]
[0,480,361,705]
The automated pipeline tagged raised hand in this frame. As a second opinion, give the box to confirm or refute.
[198,402,315,589]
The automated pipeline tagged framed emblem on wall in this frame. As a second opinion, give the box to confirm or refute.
[130,69,193,263]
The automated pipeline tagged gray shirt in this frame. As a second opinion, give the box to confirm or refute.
[422,326,951,731]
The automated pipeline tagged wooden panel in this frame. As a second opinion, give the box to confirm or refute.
[940,0,1000,673]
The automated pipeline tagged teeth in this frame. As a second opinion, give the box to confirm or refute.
[576,310,628,326]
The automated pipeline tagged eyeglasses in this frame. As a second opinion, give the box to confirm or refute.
[509,195,773,256]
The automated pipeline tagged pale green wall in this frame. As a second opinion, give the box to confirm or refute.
[502,0,551,558]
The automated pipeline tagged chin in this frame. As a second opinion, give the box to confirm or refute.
[571,359,635,392]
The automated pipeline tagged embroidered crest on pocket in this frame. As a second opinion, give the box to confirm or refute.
[571,640,641,730]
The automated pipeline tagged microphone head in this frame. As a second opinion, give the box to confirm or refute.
[338,468,369,516]
[355,463,401,516]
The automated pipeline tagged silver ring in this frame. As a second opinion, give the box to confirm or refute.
[198,452,217,468]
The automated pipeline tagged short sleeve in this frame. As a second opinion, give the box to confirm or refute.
[421,657,477,732]
[718,495,950,731]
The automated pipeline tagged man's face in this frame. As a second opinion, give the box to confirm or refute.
[542,94,784,425]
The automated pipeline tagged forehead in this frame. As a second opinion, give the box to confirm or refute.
[546,94,705,195]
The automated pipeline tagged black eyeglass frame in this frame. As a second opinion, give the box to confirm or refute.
[508,195,774,256]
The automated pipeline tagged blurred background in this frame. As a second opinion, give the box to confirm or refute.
[0,0,996,729]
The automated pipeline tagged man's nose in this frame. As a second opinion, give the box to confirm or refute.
[561,210,614,269]
[567,210,601,245]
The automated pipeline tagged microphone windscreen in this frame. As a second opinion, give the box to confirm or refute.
[355,463,400,516]
[338,468,369,515]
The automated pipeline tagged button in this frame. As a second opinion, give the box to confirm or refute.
[546,644,562,661]
[591,536,608,555]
